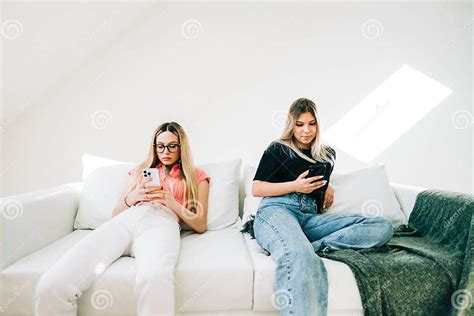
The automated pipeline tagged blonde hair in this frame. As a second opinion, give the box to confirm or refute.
[127,122,200,213]
[276,97,335,166]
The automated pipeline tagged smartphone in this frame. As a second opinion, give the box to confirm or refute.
[306,164,327,180]
[142,168,161,188]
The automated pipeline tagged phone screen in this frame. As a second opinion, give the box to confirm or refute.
[306,164,327,179]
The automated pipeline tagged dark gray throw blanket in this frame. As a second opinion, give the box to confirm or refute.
[241,190,473,315]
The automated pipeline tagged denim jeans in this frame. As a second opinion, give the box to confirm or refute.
[253,192,394,316]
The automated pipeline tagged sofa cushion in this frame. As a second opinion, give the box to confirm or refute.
[325,163,407,227]
[199,158,242,230]
[241,166,263,226]
[74,154,241,231]
[0,223,254,315]
[242,234,363,313]
[74,161,135,229]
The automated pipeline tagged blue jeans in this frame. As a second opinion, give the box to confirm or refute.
[253,192,394,316]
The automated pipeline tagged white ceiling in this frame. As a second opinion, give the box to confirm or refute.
[1,1,155,120]
[1,0,470,121]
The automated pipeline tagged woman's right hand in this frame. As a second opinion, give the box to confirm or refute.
[292,170,327,194]
[127,176,162,205]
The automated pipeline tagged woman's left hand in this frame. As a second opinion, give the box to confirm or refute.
[149,188,180,212]
[323,184,334,210]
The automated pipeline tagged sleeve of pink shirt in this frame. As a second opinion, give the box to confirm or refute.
[196,168,211,184]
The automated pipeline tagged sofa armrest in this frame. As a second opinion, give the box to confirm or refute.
[390,182,426,221]
[0,182,82,270]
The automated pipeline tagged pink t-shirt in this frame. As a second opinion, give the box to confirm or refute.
[127,162,211,223]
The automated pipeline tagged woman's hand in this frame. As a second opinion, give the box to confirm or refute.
[323,184,334,210]
[126,176,162,205]
[293,170,327,194]
[149,188,180,212]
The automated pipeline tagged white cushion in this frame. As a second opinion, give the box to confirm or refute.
[74,161,134,229]
[326,163,407,227]
[241,166,262,226]
[74,154,241,231]
[0,227,254,315]
[200,158,242,230]
[390,182,426,220]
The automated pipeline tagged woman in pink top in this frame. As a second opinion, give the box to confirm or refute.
[123,123,211,231]
[35,122,211,316]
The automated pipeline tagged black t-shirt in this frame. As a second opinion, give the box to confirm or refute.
[253,141,336,213]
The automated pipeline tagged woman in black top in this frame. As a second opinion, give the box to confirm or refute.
[253,140,336,212]
[248,98,393,316]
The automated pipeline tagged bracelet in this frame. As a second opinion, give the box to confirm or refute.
[124,195,132,207]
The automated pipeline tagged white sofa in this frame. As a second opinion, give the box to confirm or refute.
[0,167,424,316]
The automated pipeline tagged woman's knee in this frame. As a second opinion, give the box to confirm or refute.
[370,217,394,245]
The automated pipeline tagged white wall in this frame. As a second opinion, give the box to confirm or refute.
[1,1,472,196]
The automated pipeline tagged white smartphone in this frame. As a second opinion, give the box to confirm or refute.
[142,168,161,188]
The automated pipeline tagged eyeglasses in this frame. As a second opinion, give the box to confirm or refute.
[154,143,181,153]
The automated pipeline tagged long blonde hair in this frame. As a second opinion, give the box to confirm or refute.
[127,122,199,212]
[276,97,335,166]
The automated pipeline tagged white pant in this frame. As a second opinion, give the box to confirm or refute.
[34,204,181,316]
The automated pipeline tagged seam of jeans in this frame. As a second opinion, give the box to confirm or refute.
[333,222,360,242]
[304,213,364,231]
[334,216,370,242]
[255,213,294,314]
